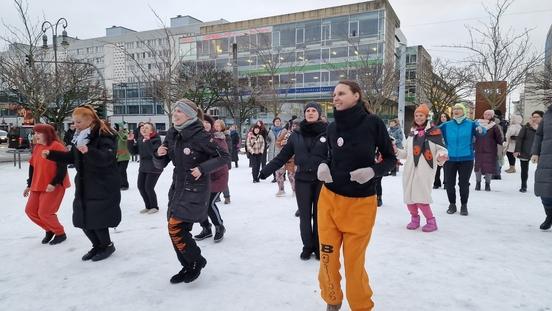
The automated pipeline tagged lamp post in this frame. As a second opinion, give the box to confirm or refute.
[41,18,69,111]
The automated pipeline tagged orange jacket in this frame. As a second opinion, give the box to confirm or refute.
[29,142,71,191]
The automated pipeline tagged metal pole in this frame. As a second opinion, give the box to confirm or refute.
[398,43,406,132]
[232,43,240,132]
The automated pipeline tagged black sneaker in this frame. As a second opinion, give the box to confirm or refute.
[214,225,225,243]
[91,243,116,262]
[447,203,457,214]
[485,183,491,192]
[314,250,320,261]
[194,226,212,241]
[42,231,55,244]
[433,185,440,189]
[121,187,129,191]
[82,247,100,261]
[49,234,67,245]
[300,249,312,260]
[540,216,552,230]
[170,267,188,284]
[475,182,481,191]
[377,197,383,207]
[519,188,527,193]
[294,209,300,217]
[460,204,469,216]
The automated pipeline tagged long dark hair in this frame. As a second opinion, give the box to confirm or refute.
[436,112,451,126]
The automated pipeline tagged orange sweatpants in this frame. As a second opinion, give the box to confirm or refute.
[317,185,378,311]
[25,187,66,235]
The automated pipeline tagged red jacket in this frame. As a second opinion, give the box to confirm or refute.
[29,142,71,191]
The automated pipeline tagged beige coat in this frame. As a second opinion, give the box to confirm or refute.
[397,126,448,204]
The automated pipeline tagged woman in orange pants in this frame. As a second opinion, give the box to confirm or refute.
[24,124,70,245]
[317,81,396,311]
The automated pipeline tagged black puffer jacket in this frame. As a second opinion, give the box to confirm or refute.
[325,102,396,198]
[48,128,121,229]
[260,120,328,182]
[128,134,163,173]
[154,120,230,222]
[515,123,537,160]
[532,105,552,198]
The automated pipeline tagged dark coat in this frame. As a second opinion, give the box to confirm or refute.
[531,106,552,198]
[128,134,163,174]
[210,132,230,193]
[230,130,240,162]
[474,124,503,174]
[153,120,230,223]
[48,128,121,229]
[515,123,537,160]
[224,132,233,169]
[63,128,75,146]
[260,120,328,182]
[325,102,396,198]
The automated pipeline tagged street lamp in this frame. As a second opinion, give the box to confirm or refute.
[41,18,69,114]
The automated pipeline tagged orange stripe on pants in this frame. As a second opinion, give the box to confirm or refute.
[25,187,66,235]
[317,185,377,311]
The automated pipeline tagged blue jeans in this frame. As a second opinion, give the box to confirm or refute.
[541,197,552,208]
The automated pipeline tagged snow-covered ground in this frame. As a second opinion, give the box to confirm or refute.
[0,156,550,311]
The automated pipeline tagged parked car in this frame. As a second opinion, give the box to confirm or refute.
[8,126,33,149]
[0,130,7,144]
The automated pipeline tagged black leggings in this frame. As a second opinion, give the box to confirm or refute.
[201,192,223,227]
[168,217,203,268]
[520,160,529,188]
[295,181,321,252]
[506,152,516,166]
[137,172,161,210]
[83,228,111,248]
[250,154,262,181]
[444,160,474,205]
[118,161,129,188]
[374,177,382,197]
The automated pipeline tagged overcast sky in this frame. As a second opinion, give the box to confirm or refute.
[1,0,550,60]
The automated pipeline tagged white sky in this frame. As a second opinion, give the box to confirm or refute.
[1,0,551,99]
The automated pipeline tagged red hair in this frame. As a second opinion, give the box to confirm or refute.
[33,124,61,146]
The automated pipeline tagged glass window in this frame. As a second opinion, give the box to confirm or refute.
[128,105,140,114]
[113,105,125,115]
[156,105,164,115]
[296,51,305,62]
[359,16,379,37]
[213,38,229,56]
[141,104,154,114]
[238,56,254,66]
[273,31,280,48]
[277,52,294,63]
[280,74,291,86]
[321,48,330,62]
[330,46,348,59]
[322,24,331,42]
[329,17,348,40]
[216,58,231,69]
[330,70,347,81]
[295,73,304,87]
[305,22,321,43]
[257,32,271,49]
[304,72,320,83]
[321,71,330,84]
[349,21,359,38]
[278,26,295,48]
[296,28,304,44]
[155,123,166,131]
[305,49,321,62]
[237,34,250,51]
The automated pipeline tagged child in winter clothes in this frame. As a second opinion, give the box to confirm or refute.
[247,125,265,183]
[396,104,448,232]
[25,124,70,245]
[43,106,121,262]
[274,121,298,196]
[127,122,163,214]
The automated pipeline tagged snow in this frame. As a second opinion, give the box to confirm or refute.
[0,156,550,311]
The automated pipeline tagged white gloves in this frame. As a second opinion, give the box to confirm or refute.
[317,163,333,183]
[350,167,375,184]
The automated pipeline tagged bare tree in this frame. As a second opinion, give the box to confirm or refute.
[451,0,542,109]
[220,75,265,134]
[525,62,552,108]
[418,59,474,120]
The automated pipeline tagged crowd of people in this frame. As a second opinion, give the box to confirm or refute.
[20,79,552,311]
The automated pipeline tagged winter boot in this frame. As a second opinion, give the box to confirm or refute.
[460,204,469,216]
[91,243,116,262]
[300,249,312,260]
[194,226,213,241]
[276,190,286,197]
[485,182,491,192]
[326,303,342,311]
[182,257,207,283]
[505,166,516,173]
[447,203,457,214]
[406,215,420,230]
[170,267,188,284]
[49,234,67,245]
[377,196,383,207]
[422,218,438,232]
[214,225,226,243]
[294,209,300,217]
[314,249,320,261]
[82,247,100,261]
[147,208,159,214]
[139,208,149,214]
[224,197,231,204]
[475,182,481,191]
[540,208,552,230]
[42,231,55,244]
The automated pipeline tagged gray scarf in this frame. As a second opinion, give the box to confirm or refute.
[174,118,197,132]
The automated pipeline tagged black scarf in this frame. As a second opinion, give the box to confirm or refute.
[299,120,327,137]
[410,125,445,169]
[333,101,368,131]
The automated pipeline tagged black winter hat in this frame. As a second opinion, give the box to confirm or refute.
[304,102,322,118]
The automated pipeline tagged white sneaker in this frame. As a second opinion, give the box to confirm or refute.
[139,208,149,214]
[276,190,286,197]
[147,208,159,214]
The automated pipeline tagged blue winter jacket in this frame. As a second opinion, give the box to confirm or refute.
[440,119,487,162]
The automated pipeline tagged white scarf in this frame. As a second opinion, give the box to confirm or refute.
[71,127,91,147]
[477,119,496,130]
